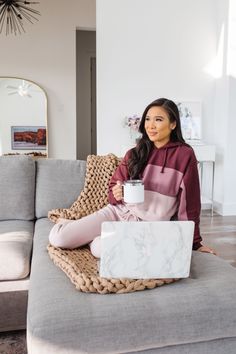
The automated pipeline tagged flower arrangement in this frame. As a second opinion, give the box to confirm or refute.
[124,114,141,131]
[123,114,141,142]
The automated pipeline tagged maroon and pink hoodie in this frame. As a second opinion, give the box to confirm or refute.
[108,141,202,250]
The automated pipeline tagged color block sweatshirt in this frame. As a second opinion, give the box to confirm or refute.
[108,141,202,250]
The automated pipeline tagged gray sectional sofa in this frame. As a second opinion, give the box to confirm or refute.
[1,155,236,354]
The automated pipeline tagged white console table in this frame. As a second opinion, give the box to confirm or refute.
[189,141,216,215]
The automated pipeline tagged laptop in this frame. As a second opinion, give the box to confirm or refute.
[99,221,194,279]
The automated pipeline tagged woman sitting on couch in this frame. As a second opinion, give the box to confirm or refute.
[49,97,216,257]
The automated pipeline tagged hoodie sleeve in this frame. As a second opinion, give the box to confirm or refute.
[108,150,131,205]
[177,150,202,250]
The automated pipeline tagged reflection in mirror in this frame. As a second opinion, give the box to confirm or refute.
[0,77,47,157]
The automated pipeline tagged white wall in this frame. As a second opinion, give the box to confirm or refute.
[221,0,236,215]
[213,0,236,215]
[0,0,96,159]
[97,0,217,156]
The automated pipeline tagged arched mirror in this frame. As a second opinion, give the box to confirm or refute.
[0,77,48,157]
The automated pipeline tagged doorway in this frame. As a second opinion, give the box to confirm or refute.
[76,30,96,160]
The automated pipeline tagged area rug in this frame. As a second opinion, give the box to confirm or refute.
[0,330,26,354]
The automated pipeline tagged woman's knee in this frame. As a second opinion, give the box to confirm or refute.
[49,223,70,248]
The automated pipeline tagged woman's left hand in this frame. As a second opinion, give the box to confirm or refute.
[197,245,217,255]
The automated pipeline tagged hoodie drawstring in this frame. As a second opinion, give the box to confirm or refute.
[161,148,168,173]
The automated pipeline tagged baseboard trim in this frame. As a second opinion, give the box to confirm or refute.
[213,201,236,216]
[0,278,29,292]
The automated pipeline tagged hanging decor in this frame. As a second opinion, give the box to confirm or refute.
[123,114,142,144]
[0,1,41,36]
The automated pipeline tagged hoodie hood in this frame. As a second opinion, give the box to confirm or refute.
[154,141,184,173]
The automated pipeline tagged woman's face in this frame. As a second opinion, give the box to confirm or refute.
[144,106,176,148]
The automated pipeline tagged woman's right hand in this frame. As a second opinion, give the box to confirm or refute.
[112,181,123,201]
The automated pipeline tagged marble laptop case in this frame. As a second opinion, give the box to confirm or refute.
[99,221,194,279]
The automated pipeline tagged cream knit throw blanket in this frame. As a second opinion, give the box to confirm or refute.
[47,154,179,294]
[48,154,121,223]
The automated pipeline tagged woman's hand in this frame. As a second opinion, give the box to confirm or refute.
[112,181,123,201]
[197,245,217,255]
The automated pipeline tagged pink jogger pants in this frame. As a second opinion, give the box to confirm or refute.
[49,204,139,258]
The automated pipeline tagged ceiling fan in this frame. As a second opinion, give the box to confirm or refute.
[6,80,36,98]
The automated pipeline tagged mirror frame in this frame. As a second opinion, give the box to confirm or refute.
[0,76,48,157]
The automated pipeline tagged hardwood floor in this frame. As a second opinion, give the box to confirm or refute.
[200,211,236,267]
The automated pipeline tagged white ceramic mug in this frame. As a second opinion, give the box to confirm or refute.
[123,180,144,204]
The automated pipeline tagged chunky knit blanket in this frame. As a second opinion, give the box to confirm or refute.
[48,154,121,222]
[47,154,179,294]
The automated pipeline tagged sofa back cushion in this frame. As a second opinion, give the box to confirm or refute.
[0,156,35,221]
[35,159,86,219]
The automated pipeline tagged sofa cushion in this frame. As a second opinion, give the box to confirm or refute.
[0,156,35,221]
[27,218,236,354]
[35,159,86,219]
[0,220,34,280]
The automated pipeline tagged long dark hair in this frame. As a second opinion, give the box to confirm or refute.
[128,98,186,179]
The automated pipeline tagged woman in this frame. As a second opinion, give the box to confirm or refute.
[49,98,216,257]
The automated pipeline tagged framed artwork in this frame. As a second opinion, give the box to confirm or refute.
[176,101,202,140]
[11,126,47,150]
